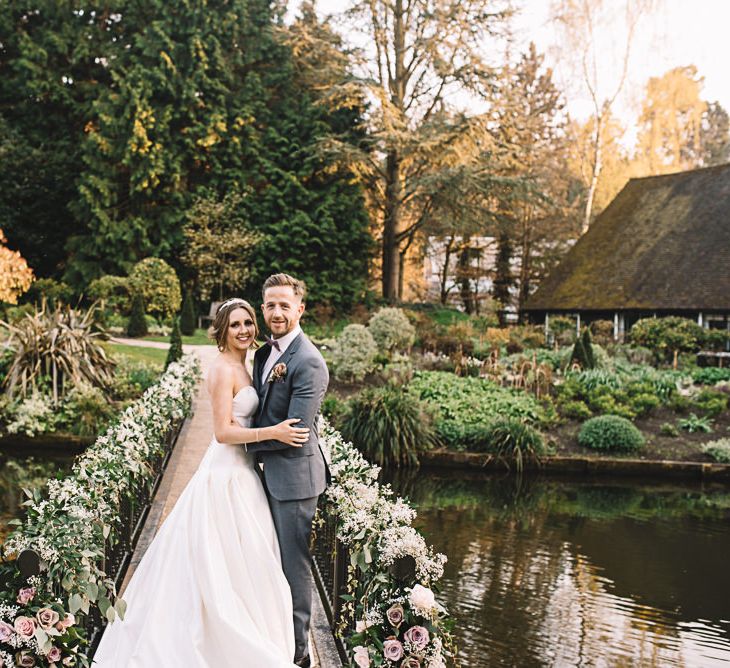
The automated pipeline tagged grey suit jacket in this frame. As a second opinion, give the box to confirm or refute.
[248,332,330,501]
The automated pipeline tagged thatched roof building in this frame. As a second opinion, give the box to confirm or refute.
[523,164,730,338]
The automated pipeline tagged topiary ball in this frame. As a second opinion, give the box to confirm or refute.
[578,415,644,452]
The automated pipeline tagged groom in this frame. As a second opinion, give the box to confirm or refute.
[246,273,330,667]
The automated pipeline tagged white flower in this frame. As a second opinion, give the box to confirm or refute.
[409,584,436,614]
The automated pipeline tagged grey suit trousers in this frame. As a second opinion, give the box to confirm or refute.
[267,494,319,662]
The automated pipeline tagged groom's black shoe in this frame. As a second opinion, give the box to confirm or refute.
[294,656,311,668]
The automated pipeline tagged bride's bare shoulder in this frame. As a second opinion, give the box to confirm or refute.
[206,356,235,391]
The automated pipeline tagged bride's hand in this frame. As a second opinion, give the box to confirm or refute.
[272,418,310,447]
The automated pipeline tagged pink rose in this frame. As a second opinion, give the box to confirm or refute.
[16,587,35,605]
[55,613,75,632]
[13,616,37,638]
[15,652,36,667]
[36,608,60,630]
[403,625,430,651]
[0,620,14,641]
[386,603,405,627]
[383,639,404,661]
[353,645,370,668]
[47,647,62,662]
[401,657,421,668]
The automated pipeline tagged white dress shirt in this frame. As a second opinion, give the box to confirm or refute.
[261,324,302,382]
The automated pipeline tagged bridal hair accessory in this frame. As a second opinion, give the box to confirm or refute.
[217,298,249,312]
[268,362,287,383]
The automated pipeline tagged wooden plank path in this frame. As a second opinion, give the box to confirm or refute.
[107,338,341,667]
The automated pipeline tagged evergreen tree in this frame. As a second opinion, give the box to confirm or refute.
[165,318,184,368]
[180,290,197,336]
[66,0,371,311]
[127,293,149,338]
[0,2,117,278]
[581,328,596,369]
[570,329,595,369]
[492,230,514,324]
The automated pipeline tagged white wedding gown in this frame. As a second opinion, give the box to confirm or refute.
[93,386,296,667]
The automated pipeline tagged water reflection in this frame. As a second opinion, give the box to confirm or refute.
[386,470,730,667]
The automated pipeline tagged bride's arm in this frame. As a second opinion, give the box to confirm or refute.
[208,364,308,446]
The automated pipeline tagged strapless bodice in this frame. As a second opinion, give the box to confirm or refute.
[232,386,259,427]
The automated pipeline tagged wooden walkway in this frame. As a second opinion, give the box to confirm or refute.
[109,339,340,667]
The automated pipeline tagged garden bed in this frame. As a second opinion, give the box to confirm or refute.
[551,406,730,463]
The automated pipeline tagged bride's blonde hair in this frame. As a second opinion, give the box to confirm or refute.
[208,299,260,352]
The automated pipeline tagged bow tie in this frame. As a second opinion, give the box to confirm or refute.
[265,336,281,352]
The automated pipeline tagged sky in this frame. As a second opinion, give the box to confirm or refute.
[287,0,730,134]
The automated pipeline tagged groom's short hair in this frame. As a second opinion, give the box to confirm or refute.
[262,273,307,302]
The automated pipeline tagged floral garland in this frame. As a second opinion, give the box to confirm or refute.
[0,355,200,667]
[321,420,456,668]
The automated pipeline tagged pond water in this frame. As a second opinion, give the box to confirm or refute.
[0,454,73,542]
[388,470,730,668]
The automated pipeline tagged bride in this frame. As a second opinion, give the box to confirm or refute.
[93,298,308,667]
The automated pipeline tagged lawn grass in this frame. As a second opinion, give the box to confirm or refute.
[143,329,214,345]
[104,343,168,368]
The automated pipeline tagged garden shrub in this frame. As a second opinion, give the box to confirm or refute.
[368,307,416,354]
[61,383,114,437]
[547,316,576,346]
[589,319,614,345]
[408,371,547,447]
[87,275,131,314]
[340,383,438,466]
[558,399,593,420]
[165,318,184,369]
[26,277,74,307]
[128,257,181,320]
[578,415,645,452]
[464,418,546,470]
[702,329,730,352]
[692,367,730,385]
[180,290,197,336]
[126,292,148,338]
[660,422,680,437]
[630,316,704,365]
[702,438,730,463]
[609,344,655,366]
[110,358,160,400]
[692,389,729,417]
[1,392,58,437]
[506,325,545,354]
[321,394,346,425]
[627,392,661,416]
[332,324,377,382]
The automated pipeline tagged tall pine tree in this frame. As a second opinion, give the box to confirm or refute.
[65,0,371,311]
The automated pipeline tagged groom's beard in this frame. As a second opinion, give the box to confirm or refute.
[267,319,296,338]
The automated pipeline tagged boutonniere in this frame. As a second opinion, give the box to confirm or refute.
[268,362,288,383]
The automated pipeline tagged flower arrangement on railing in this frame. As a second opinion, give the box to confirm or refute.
[321,420,456,668]
[0,354,200,667]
